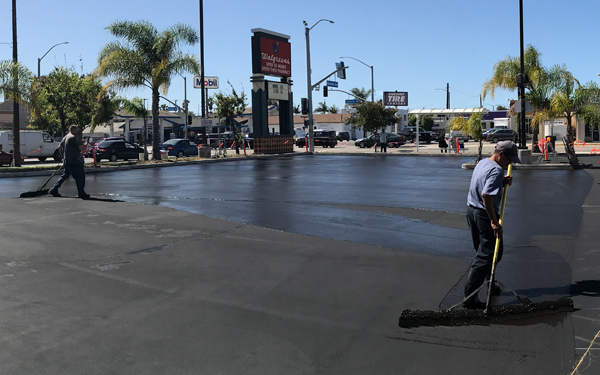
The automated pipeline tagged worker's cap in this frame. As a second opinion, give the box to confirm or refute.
[495,140,521,164]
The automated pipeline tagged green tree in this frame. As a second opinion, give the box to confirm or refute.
[408,113,417,127]
[314,101,329,114]
[345,101,399,134]
[97,20,200,160]
[350,87,372,101]
[329,104,339,114]
[293,104,301,114]
[0,60,34,166]
[30,67,117,136]
[213,82,247,155]
[420,115,434,131]
[496,105,508,110]
[120,97,150,160]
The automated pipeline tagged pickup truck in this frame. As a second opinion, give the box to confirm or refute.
[296,130,338,148]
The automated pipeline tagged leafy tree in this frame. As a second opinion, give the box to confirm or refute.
[0,60,33,166]
[30,67,117,136]
[97,20,200,160]
[329,104,339,114]
[293,104,301,114]
[345,101,399,134]
[496,105,508,110]
[450,117,468,132]
[350,87,372,101]
[408,113,417,127]
[160,104,168,111]
[314,101,329,114]
[120,97,149,160]
[467,112,483,140]
[420,115,434,131]
[213,82,247,154]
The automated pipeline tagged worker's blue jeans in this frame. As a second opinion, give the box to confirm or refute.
[51,162,86,196]
[466,206,503,272]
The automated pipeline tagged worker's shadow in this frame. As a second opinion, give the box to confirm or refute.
[570,280,600,297]
[517,280,600,298]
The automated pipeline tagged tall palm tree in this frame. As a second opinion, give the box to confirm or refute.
[314,101,329,114]
[96,20,200,160]
[350,87,372,101]
[0,60,33,166]
[329,104,339,114]
[120,97,149,160]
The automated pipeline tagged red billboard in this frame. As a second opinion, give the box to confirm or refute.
[258,36,291,77]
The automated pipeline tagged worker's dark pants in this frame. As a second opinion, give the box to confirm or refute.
[51,162,86,196]
[380,143,387,153]
[466,206,503,273]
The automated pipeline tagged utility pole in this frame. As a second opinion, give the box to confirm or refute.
[446,83,450,109]
[11,0,20,167]
[199,0,205,119]
[142,98,148,160]
[518,0,527,149]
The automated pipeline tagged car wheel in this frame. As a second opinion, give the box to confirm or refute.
[330,144,335,148]
[109,153,118,162]
[359,142,365,148]
[53,150,62,162]
[177,150,184,158]
[426,141,431,144]
[492,137,499,143]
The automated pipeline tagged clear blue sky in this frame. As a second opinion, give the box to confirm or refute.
[3,0,600,115]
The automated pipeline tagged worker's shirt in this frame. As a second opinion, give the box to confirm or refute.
[467,158,504,213]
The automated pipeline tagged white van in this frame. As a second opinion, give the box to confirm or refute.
[0,131,62,161]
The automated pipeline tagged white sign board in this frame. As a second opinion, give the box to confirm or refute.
[201,119,212,128]
[267,81,289,101]
[193,76,219,89]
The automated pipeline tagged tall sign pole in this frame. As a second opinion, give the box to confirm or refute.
[12,0,21,167]
[518,0,526,149]
[199,0,205,118]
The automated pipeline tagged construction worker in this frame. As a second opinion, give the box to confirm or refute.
[463,141,520,309]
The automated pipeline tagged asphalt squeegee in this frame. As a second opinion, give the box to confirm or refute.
[398,165,574,329]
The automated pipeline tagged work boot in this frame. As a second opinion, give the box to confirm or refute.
[463,267,488,309]
[48,189,61,197]
[78,193,91,200]
[486,277,502,296]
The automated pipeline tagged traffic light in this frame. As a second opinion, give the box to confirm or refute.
[323,86,328,97]
[188,114,193,125]
[336,61,346,80]
[301,98,308,114]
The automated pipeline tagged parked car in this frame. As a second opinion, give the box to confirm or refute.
[447,130,469,142]
[482,126,509,139]
[399,127,432,143]
[0,151,23,166]
[296,130,338,148]
[160,139,199,157]
[486,129,519,143]
[427,131,441,141]
[354,133,405,148]
[336,131,350,141]
[95,139,145,162]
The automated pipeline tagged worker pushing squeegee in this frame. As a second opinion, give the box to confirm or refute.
[398,141,574,328]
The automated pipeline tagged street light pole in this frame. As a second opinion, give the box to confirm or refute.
[518,0,526,149]
[304,19,334,153]
[339,56,374,102]
[37,41,68,78]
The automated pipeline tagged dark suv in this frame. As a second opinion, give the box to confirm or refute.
[399,127,432,143]
[296,130,338,148]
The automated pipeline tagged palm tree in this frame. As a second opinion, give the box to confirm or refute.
[120,97,149,160]
[0,60,33,166]
[314,101,329,114]
[329,104,339,114]
[350,87,372,101]
[96,20,200,160]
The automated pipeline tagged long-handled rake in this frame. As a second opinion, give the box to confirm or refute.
[19,164,63,198]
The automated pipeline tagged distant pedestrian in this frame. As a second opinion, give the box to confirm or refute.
[48,126,91,199]
[438,138,448,153]
[463,140,520,309]
[379,130,388,153]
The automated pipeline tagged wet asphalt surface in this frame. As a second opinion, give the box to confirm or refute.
[1,155,592,258]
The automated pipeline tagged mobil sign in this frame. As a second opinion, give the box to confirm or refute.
[193,76,219,89]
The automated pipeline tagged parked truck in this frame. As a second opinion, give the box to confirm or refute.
[0,131,63,161]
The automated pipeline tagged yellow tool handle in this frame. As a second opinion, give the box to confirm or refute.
[485,164,512,313]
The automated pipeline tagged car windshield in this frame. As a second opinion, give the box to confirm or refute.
[163,139,179,145]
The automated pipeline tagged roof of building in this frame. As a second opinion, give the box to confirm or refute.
[408,108,488,115]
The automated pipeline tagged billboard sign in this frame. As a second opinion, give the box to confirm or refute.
[383,91,408,106]
[252,30,291,78]
[193,76,219,89]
